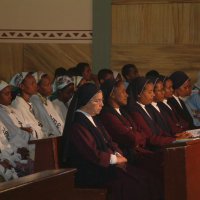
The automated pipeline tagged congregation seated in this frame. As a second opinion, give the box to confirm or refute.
[126,77,176,148]
[0,65,200,200]
[61,82,162,200]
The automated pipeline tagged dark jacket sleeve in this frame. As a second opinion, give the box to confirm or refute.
[100,112,146,148]
[70,123,112,168]
[130,112,175,147]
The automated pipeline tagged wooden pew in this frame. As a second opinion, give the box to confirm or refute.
[28,137,108,200]
[29,136,61,172]
[164,139,200,200]
[0,168,107,200]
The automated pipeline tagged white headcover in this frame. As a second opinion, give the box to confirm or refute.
[10,72,30,87]
[32,71,47,84]
[72,76,83,88]
[53,75,73,92]
[194,72,200,90]
[0,80,9,92]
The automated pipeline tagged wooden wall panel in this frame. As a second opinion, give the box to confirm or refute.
[111,44,200,82]
[112,1,200,83]
[23,44,92,78]
[0,43,23,81]
[0,43,92,81]
[112,0,200,4]
[112,3,200,44]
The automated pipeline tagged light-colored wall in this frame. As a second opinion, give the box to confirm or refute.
[111,0,200,82]
[0,0,92,81]
[0,0,92,30]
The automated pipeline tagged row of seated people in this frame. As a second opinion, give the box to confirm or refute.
[0,62,104,181]
[60,69,200,200]
[0,62,199,200]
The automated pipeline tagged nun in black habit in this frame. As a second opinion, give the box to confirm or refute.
[61,83,162,200]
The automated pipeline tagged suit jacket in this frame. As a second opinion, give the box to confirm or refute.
[167,96,196,129]
[157,101,190,134]
[68,112,121,187]
[127,103,175,148]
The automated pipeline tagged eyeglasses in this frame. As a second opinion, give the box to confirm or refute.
[90,98,104,104]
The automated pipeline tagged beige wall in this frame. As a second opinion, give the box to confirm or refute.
[111,0,200,83]
[0,0,92,30]
[0,0,92,81]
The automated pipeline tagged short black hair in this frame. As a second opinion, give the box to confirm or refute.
[75,62,89,76]
[121,64,137,80]
[145,70,160,79]
[98,69,113,82]
[54,67,67,79]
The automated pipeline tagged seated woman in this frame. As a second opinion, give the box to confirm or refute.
[100,80,151,163]
[146,77,189,137]
[168,71,197,129]
[61,83,161,200]
[11,72,47,139]
[157,76,190,133]
[51,75,75,123]
[30,72,64,136]
[184,72,200,127]
[126,77,176,149]
[99,80,180,192]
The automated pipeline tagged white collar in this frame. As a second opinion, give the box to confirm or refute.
[173,95,183,108]
[76,109,97,127]
[151,102,160,112]
[136,101,152,118]
[163,99,172,110]
[115,108,121,115]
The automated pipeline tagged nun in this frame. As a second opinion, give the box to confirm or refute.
[51,75,75,122]
[157,76,190,133]
[11,72,47,139]
[146,77,173,136]
[100,80,150,162]
[126,77,175,148]
[30,72,64,136]
[168,71,197,129]
[61,83,161,200]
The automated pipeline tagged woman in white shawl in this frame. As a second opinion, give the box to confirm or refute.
[30,72,64,136]
[11,72,47,139]
[52,75,75,123]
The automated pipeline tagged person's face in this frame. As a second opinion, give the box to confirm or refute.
[139,83,154,105]
[164,79,174,99]
[127,68,139,81]
[59,84,75,103]
[38,75,52,97]
[100,73,114,84]
[112,82,128,106]
[20,75,37,96]
[154,81,165,102]
[83,66,92,81]
[85,91,104,116]
[0,86,12,106]
[176,79,192,97]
